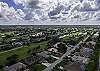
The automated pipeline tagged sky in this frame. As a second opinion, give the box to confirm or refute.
[0,0,100,25]
[0,0,23,10]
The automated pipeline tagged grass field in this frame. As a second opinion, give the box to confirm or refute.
[0,32,80,65]
[0,41,48,66]
[0,32,14,42]
[0,32,14,35]
[63,32,80,40]
[0,32,80,71]
[31,64,46,71]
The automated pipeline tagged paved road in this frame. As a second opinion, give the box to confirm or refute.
[43,35,91,71]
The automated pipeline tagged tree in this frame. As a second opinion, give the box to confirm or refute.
[86,60,96,71]
[57,43,67,53]
[75,48,80,52]
[27,49,31,54]
[32,45,41,53]
[0,65,3,69]
[63,56,69,64]
[86,36,100,71]
[46,56,56,63]
[49,36,61,46]
[6,54,19,66]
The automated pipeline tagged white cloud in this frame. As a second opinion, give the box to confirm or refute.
[0,2,25,20]
[13,0,30,6]
[14,0,39,8]
[0,0,100,25]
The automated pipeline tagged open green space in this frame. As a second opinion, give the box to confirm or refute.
[0,32,15,42]
[85,36,100,71]
[0,32,29,43]
[0,41,48,66]
[0,32,14,35]
[31,64,46,71]
[0,31,81,71]
[63,32,80,40]
[0,32,80,67]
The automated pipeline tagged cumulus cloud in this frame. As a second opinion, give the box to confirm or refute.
[1,0,100,25]
[27,0,40,9]
[0,2,25,20]
[13,0,30,6]
[80,1,98,11]
[95,0,100,9]
[48,5,64,16]
[14,0,40,9]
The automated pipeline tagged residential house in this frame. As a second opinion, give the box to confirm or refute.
[25,53,46,65]
[4,62,27,71]
[37,51,50,58]
[72,55,89,64]
[48,48,58,53]
[80,47,93,58]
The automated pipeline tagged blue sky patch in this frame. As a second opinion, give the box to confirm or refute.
[0,0,24,10]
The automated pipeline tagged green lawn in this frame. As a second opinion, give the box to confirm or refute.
[0,31,15,42]
[0,32,14,35]
[0,31,80,70]
[0,41,48,66]
[63,32,80,40]
[31,64,46,71]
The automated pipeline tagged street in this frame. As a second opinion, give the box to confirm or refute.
[43,34,91,71]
